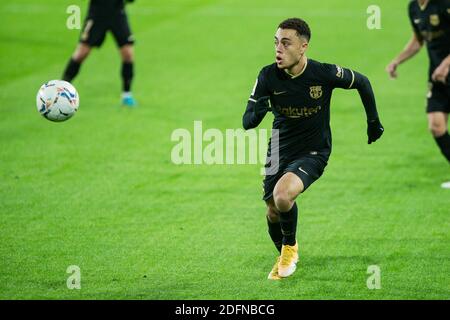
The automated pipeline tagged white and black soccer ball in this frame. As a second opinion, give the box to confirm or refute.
[36,80,79,122]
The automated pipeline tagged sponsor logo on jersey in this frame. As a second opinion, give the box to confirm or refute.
[309,86,323,99]
[430,14,440,26]
[421,30,445,41]
[273,91,288,95]
[275,105,322,118]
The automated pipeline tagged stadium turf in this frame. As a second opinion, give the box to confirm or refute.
[0,0,448,299]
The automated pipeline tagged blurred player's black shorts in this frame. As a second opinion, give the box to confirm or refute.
[427,82,450,113]
[262,153,327,201]
[79,12,134,48]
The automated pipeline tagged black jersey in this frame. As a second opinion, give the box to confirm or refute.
[88,0,129,16]
[408,0,450,82]
[247,59,360,162]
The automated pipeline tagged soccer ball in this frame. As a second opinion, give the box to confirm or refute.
[36,80,79,122]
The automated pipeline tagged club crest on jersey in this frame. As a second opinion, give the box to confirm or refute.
[429,14,440,26]
[309,86,323,99]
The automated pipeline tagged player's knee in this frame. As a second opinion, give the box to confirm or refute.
[121,46,134,63]
[266,206,280,223]
[72,46,91,63]
[273,191,293,213]
[429,121,447,137]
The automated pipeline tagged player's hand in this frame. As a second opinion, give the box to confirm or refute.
[386,61,399,79]
[254,96,271,117]
[367,118,384,144]
[431,62,449,84]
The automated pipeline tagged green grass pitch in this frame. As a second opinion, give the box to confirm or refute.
[0,0,449,299]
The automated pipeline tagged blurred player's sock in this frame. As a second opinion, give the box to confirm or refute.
[122,62,134,92]
[122,92,136,107]
[62,58,81,82]
[441,181,450,189]
[267,217,282,253]
[434,131,450,162]
[280,202,298,246]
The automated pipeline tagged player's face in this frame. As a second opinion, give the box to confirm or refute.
[274,28,308,70]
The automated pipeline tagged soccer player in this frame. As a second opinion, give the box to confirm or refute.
[242,18,384,279]
[386,0,450,188]
[62,0,137,107]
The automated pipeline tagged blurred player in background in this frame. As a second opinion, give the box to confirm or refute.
[62,0,137,107]
[386,0,450,188]
[243,18,384,280]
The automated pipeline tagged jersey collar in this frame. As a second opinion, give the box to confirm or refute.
[284,58,308,79]
[418,0,430,11]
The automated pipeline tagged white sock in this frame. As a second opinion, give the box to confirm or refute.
[122,91,132,99]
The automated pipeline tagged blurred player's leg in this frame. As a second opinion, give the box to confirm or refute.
[429,112,450,161]
[62,43,92,82]
[111,9,136,107]
[428,112,450,188]
[272,172,304,278]
[266,198,282,252]
[265,198,282,280]
[62,16,107,83]
[120,44,136,107]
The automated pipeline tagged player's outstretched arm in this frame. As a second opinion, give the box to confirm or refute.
[351,72,384,144]
[386,33,423,79]
[243,69,271,130]
[242,96,270,130]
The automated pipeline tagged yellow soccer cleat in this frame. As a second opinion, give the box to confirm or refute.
[278,242,299,278]
[267,256,282,280]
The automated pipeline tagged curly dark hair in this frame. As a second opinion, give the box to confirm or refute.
[278,18,311,41]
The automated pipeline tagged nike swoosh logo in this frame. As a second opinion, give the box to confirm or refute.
[273,91,288,95]
[298,167,309,176]
[414,19,421,24]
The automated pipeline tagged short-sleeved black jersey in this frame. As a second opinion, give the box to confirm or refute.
[408,0,450,81]
[248,59,358,162]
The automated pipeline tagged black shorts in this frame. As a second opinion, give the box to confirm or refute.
[427,82,450,113]
[262,154,327,201]
[80,12,134,48]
